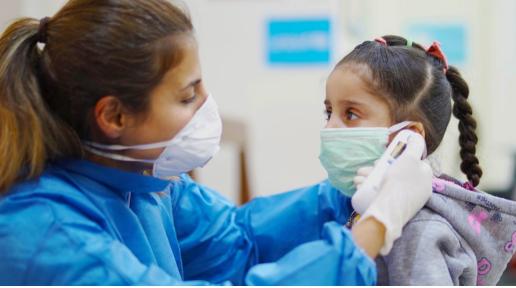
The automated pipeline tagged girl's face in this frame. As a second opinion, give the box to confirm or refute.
[325,66,392,129]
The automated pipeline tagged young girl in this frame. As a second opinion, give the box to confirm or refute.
[320,35,516,285]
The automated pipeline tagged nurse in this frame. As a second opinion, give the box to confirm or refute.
[0,0,431,285]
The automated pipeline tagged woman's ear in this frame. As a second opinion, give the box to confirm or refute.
[407,122,426,139]
[93,96,127,139]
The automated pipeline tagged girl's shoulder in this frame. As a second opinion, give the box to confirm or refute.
[431,174,516,216]
[381,174,516,285]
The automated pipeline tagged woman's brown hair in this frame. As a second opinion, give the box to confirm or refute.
[0,0,193,192]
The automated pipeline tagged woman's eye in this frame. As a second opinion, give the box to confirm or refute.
[346,110,359,121]
[181,94,197,104]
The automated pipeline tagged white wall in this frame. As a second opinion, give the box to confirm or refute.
[0,2,20,30]
[187,0,342,198]
[3,0,516,201]
[484,0,516,191]
[20,0,67,19]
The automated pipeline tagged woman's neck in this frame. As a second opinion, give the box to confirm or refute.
[85,151,153,175]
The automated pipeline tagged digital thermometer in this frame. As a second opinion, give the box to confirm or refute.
[352,130,426,214]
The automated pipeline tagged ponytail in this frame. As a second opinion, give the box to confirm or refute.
[446,66,483,187]
[0,18,80,193]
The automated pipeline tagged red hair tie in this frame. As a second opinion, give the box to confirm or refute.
[374,37,387,46]
[426,41,449,73]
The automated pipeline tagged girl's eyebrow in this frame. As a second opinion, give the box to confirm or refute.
[324,99,365,107]
[338,100,364,107]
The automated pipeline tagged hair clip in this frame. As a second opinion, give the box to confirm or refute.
[374,37,387,46]
[426,41,449,73]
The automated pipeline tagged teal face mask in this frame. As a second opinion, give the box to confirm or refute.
[319,122,411,197]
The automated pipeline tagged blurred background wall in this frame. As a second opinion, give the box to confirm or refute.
[1,0,513,211]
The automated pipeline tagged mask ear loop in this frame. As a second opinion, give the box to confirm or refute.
[83,145,156,163]
[83,139,174,151]
[82,94,217,152]
[388,121,413,134]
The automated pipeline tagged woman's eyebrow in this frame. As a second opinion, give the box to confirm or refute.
[180,78,202,91]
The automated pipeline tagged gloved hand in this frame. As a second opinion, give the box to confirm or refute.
[355,133,433,255]
[352,166,374,214]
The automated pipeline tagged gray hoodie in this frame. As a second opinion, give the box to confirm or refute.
[376,175,516,285]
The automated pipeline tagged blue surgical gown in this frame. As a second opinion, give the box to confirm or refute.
[0,159,376,285]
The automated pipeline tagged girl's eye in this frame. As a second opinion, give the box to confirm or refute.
[181,94,197,104]
[346,110,359,121]
[324,108,332,121]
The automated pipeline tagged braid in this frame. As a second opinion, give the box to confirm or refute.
[383,35,482,186]
[446,66,482,186]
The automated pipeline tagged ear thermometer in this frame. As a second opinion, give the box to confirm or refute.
[352,130,426,214]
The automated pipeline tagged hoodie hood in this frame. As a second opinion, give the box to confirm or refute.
[427,174,516,285]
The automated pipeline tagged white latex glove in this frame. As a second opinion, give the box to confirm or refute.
[353,166,373,190]
[352,166,374,214]
[358,133,433,255]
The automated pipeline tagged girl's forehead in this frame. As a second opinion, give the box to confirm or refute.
[326,66,392,113]
[327,67,380,100]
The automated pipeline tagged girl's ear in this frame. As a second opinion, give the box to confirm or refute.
[388,121,426,144]
[407,122,426,139]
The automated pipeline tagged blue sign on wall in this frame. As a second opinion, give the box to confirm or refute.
[406,24,467,65]
[267,18,332,66]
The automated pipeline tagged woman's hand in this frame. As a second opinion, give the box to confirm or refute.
[351,217,386,259]
[351,133,433,257]
[352,166,375,214]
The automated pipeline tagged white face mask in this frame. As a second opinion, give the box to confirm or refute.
[83,94,222,179]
